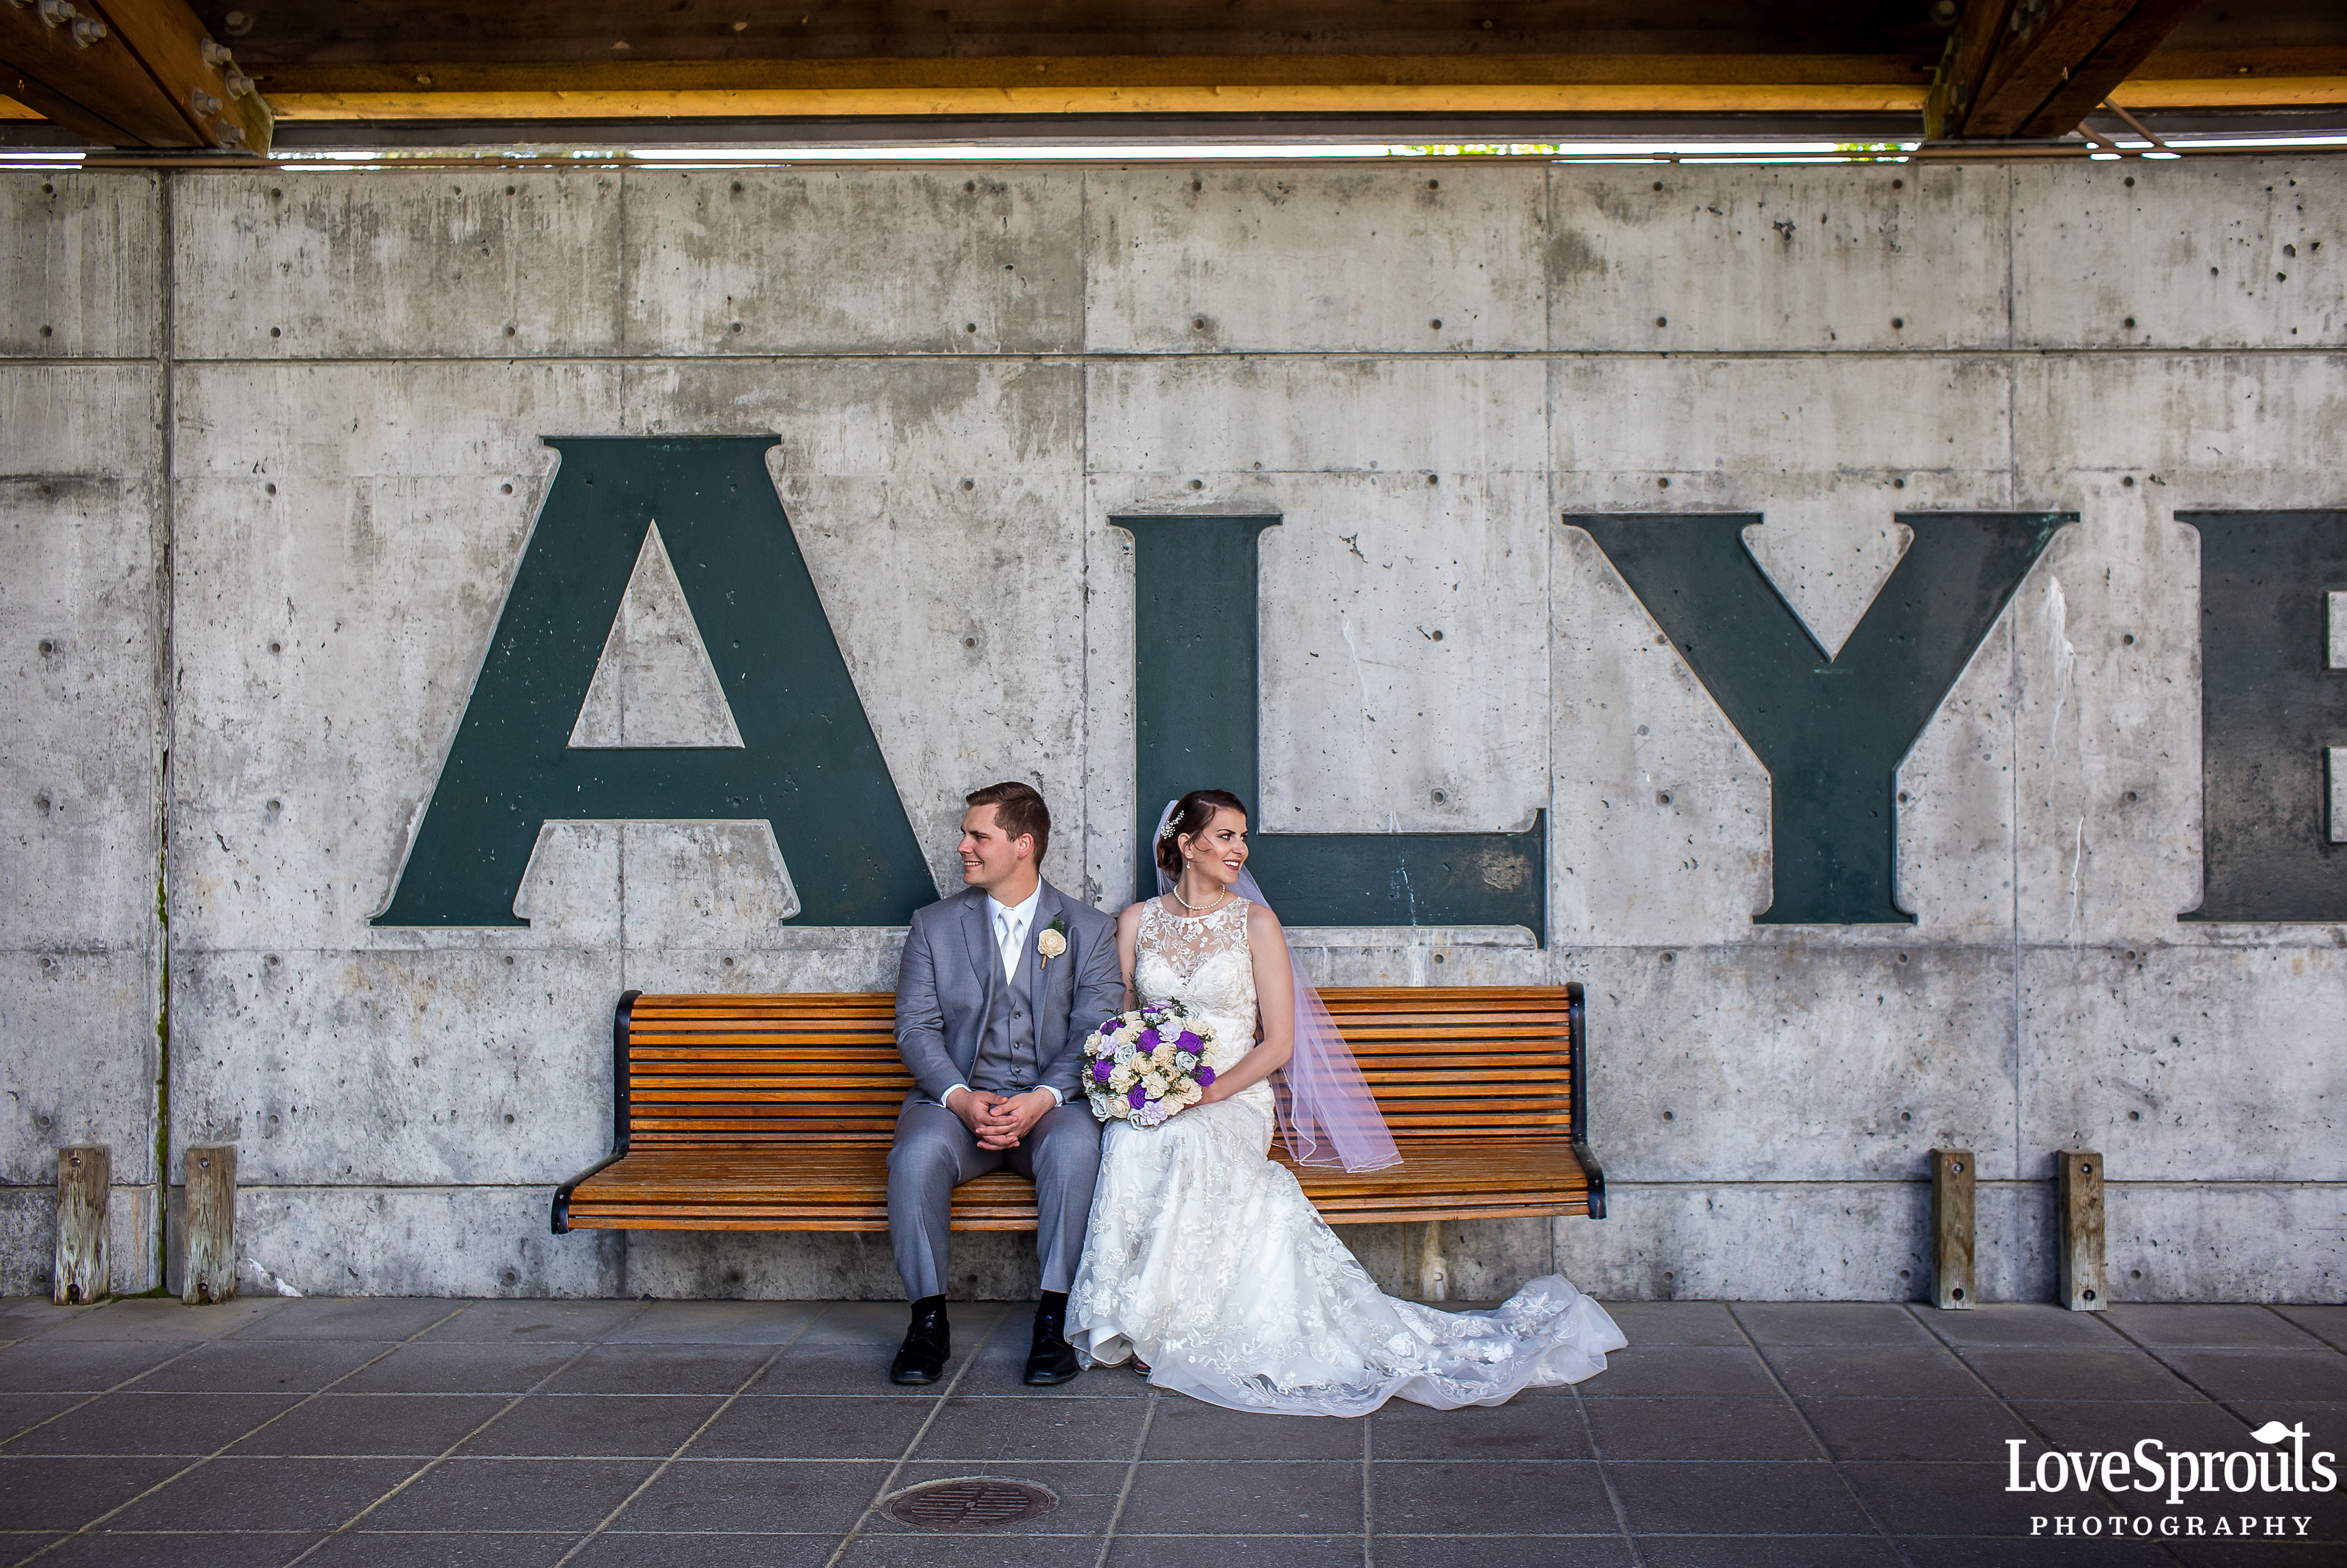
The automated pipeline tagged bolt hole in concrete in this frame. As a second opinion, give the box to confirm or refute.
[960,479,973,491]
[504,325,516,337]
[1427,473,1439,485]
[963,637,977,648]
[2126,175,2137,187]
[267,799,280,812]
[38,640,52,654]
[1900,1111,1911,1121]
[1433,952,1446,963]
[1652,181,1664,191]
[1661,951,1676,964]
[1655,315,1667,327]
[1430,318,1443,329]
[2126,789,2138,801]
[269,327,279,337]
[268,642,281,654]
[1892,178,1904,189]
[1893,477,1905,488]
[883,1478,1058,1531]
[2122,632,2135,644]
[965,322,976,333]
[504,955,515,965]
[38,325,51,337]
[1431,789,1448,804]
[1656,792,1671,805]
[1189,479,1203,490]
[2131,1110,2142,1120]
[1662,1109,1674,1121]
[505,1113,515,1123]
[501,483,513,495]
[1656,477,1670,488]
[1898,952,1909,962]
[2125,316,2137,328]
[1892,317,1904,329]
[265,483,276,495]
[1193,317,1208,330]
[1428,179,1440,189]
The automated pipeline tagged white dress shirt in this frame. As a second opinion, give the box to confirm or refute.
[944,883,1062,1107]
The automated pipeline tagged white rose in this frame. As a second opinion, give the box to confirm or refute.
[1036,926,1067,960]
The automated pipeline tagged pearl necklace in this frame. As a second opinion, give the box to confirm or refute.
[1170,877,1228,914]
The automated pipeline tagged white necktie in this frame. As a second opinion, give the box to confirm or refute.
[997,910,1022,982]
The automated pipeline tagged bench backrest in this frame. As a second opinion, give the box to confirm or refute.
[613,986,1582,1148]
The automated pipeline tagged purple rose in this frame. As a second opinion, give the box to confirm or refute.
[1127,1083,1149,1109]
[1195,1065,1215,1085]
[1092,1059,1113,1082]
[1176,1031,1201,1052]
[1137,1027,1160,1051]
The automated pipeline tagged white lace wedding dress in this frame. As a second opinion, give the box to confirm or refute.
[1065,896,1626,1415]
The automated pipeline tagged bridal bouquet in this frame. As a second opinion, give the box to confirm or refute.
[1083,1001,1217,1128]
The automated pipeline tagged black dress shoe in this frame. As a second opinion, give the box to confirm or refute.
[1024,1292,1081,1386]
[890,1297,950,1385]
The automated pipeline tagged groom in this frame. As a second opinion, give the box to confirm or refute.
[887,781,1122,1386]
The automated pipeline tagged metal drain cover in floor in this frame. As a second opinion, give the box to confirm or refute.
[879,1476,1059,1530]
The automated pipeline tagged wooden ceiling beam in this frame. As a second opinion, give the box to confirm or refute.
[1929,0,2202,141]
[2,0,271,148]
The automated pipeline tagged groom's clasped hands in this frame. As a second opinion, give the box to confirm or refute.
[945,1085,1056,1151]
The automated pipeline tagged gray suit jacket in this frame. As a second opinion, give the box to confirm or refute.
[894,880,1123,1105]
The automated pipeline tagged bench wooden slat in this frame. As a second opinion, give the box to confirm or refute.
[554,985,1604,1234]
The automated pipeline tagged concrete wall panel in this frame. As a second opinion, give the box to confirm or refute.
[2014,162,2344,350]
[231,1185,621,1299]
[1087,357,1550,477]
[2021,945,2347,1184]
[0,368,165,951]
[172,172,625,361]
[0,173,159,359]
[1574,944,2019,1183]
[1086,165,1546,353]
[621,170,1083,355]
[169,948,621,1188]
[1550,164,2011,352]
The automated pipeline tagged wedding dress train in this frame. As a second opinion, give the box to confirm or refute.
[1066,896,1625,1416]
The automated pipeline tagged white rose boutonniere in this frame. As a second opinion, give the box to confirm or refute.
[1036,915,1068,966]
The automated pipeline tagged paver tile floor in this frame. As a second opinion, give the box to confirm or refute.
[1,1296,2339,1565]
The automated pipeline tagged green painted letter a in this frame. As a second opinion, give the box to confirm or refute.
[375,437,934,928]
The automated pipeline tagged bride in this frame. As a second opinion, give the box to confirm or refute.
[1065,789,1626,1416]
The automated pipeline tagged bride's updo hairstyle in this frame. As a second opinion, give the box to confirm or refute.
[1156,789,1249,882]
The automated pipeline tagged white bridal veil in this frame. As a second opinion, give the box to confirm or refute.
[1153,799,1403,1173]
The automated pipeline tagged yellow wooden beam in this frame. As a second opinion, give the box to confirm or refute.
[0,93,44,120]
[269,82,1933,121]
[2110,76,2347,109]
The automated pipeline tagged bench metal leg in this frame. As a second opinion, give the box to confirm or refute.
[1412,1220,1450,1303]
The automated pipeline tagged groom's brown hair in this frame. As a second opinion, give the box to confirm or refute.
[966,781,1049,861]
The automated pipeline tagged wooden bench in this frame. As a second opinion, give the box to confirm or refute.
[552,986,1604,1234]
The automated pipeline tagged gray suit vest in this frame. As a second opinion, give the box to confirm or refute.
[968,948,1038,1093]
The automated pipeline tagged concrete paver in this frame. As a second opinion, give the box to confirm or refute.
[0,1297,2339,1563]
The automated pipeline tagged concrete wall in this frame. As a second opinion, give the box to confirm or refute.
[1,159,2340,1303]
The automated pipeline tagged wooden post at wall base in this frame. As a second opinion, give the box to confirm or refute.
[182,1145,238,1306]
[2057,1150,2107,1312]
[1929,1148,1975,1310]
[52,1145,110,1306]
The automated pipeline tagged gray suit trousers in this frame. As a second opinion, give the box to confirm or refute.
[886,1097,1102,1301]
